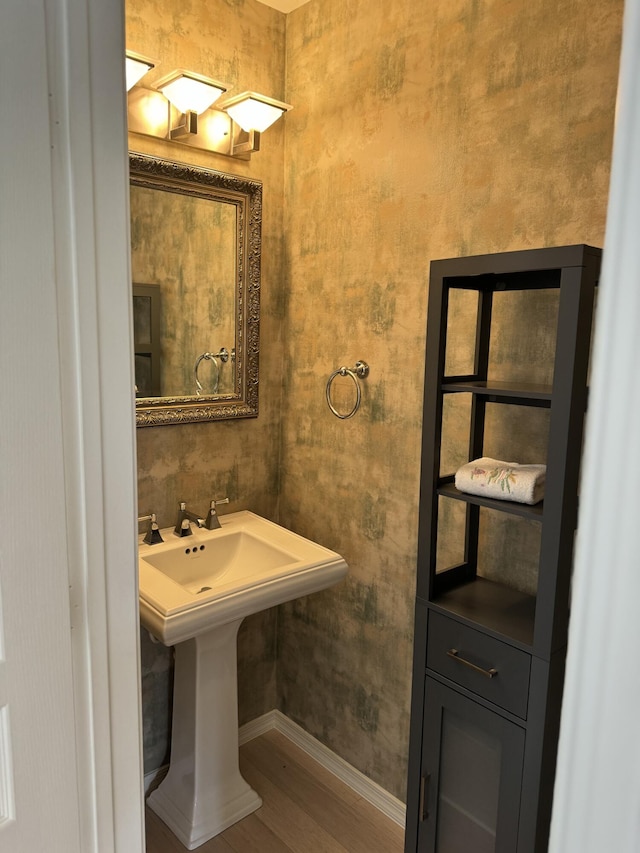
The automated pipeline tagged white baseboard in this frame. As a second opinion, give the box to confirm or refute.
[239,710,406,828]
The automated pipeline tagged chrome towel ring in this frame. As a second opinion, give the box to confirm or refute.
[194,347,230,395]
[326,360,370,419]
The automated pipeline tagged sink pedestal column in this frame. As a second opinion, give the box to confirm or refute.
[147,618,262,850]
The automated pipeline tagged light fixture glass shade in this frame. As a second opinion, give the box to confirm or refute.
[220,92,292,133]
[125,51,155,91]
[156,71,226,115]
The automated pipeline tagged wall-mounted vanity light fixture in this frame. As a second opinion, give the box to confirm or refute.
[155,70,227,140]
[126,57,293,160]
[220,92,292,132]
[217,91,293,155]
[125,50,155,91]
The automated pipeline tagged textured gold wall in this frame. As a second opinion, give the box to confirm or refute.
[279,0,622,800]
[127,0,623,799]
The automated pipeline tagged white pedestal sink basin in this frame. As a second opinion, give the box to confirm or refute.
[139,510,348,850]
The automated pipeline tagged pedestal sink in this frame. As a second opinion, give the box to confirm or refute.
[138,510,348,850]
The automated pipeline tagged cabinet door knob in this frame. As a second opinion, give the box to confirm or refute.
[447,648,498,679]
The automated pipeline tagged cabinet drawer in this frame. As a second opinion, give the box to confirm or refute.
[427,611,531,718]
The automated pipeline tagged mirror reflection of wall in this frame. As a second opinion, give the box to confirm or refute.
[130,184,237,398]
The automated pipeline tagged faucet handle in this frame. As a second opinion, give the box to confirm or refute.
[205,497,229,530]
[138,512,164,545]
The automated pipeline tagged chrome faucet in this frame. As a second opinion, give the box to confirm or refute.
[173,498,230,536]
[173,501,206,537]
[138,512,163,545]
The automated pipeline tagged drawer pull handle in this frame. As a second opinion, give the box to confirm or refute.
[447,648,498,679]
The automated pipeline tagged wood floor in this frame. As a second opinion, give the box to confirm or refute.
[145,729,405,853]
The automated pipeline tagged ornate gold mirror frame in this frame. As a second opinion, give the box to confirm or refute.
[129,152,262,427]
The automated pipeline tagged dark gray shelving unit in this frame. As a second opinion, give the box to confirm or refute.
[405,245,601,853]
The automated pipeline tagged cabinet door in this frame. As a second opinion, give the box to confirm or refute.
[418,678,525,853]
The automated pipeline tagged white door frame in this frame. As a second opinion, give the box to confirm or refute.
[549,0,640,850]
[49,0,146,847]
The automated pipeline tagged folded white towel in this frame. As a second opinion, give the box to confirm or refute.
[454,457,546,505]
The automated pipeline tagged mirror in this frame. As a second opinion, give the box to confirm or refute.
[129,152,262,426]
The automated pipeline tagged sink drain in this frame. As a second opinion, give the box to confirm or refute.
[196,586,212,594]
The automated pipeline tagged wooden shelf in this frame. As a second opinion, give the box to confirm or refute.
[437,482,544,520]
[431,576,536,649]
[441,379,552,406]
